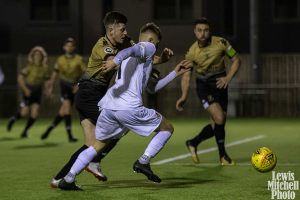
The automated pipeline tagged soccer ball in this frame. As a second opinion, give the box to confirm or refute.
[251,147,277,173]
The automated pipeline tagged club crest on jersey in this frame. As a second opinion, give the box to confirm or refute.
[104,47,113,54]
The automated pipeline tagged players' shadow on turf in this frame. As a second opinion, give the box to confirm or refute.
[0,137,21,142]
[82,177,216,190]
[13,142,60,149]
[232,157,252,163]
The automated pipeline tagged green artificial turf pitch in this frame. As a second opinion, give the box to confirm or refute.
[0,118,299,200]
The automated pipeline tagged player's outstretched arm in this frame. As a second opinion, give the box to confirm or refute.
[175,60,193,111]
[147,60,192,94]
[153,48,174,65]
[101,42,156,73]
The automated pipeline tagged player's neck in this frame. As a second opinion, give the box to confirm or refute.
[65,53,74,58]
[197,37,211,48]
[106,34,117,46]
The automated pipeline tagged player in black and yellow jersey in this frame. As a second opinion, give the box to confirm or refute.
[7,46,50,138]
[51,12,174,188]
[50,12,133,187]
[40,38,85,142]
[176,18,241,165]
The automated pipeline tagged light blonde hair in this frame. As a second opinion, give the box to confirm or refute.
[27,46,48,67]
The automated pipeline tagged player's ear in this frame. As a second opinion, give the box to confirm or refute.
[107,25,114,35]
[193,27,197,35]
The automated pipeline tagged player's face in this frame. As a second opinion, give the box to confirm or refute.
[32,51,43,65]
[139,31,160,49]
[63,42,76,54]
[110,23,128,45]
[194,23,211,47]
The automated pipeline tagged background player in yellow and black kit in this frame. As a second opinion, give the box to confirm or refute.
[41,38,85,142]
[176,18,241,165]
[7,46,50,138]
[51,11,174,188]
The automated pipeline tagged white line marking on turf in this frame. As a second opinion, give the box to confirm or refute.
[152,135,265,165]
[164,162,300,167]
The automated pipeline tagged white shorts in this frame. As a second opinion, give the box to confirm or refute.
[95,107,162,141]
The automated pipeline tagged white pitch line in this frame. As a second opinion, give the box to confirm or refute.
[152,135,265,165]
[162,162,300,167]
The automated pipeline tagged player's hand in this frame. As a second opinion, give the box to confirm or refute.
[176,97,186,111]
[216,76,230,89]
[44,80,54,97]
[174,60,192,76]
[101,59,118,73]
[182,60,193,68]
[161,48,174,61]
[153,48,174,64]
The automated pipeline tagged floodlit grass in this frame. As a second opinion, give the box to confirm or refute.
[0,118,299,200]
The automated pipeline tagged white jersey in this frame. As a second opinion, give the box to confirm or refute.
[98,42,156,110]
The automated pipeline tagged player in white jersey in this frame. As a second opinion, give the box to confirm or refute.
[57,23,191,190]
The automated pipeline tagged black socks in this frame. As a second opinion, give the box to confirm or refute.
[91,139,120,163]
[189,124,214,146]
[214,124,226,157]
[21,117,36,138]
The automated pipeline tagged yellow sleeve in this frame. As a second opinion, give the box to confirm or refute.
[185,46,194,61]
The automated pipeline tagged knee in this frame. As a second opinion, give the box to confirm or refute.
[31,110,39,118]
[64,101,72,113]
[168,122,174,133]
[213,113,226,125]
[31,112,39,119]
[20,111,26,117]
[59,106,65,116]
[20,108,28,117]
[160,120,174,133]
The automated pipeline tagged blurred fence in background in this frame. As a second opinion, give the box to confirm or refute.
[0,54,300,118]
[149,54,300,118]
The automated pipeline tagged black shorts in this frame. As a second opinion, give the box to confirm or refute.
[74,79,108,125]
[196,72,228,112]
[21,85,42,107]
[60,80,75,103]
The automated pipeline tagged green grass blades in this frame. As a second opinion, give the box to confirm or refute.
[0,118,299,200]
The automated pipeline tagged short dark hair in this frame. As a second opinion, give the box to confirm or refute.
[194,18,210,27]
[140,22,162,41]
[103,11,127,28]
[64,37,76,45]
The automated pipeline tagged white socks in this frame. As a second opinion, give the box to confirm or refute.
[65,146,97,183]
[139,131,172,164]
